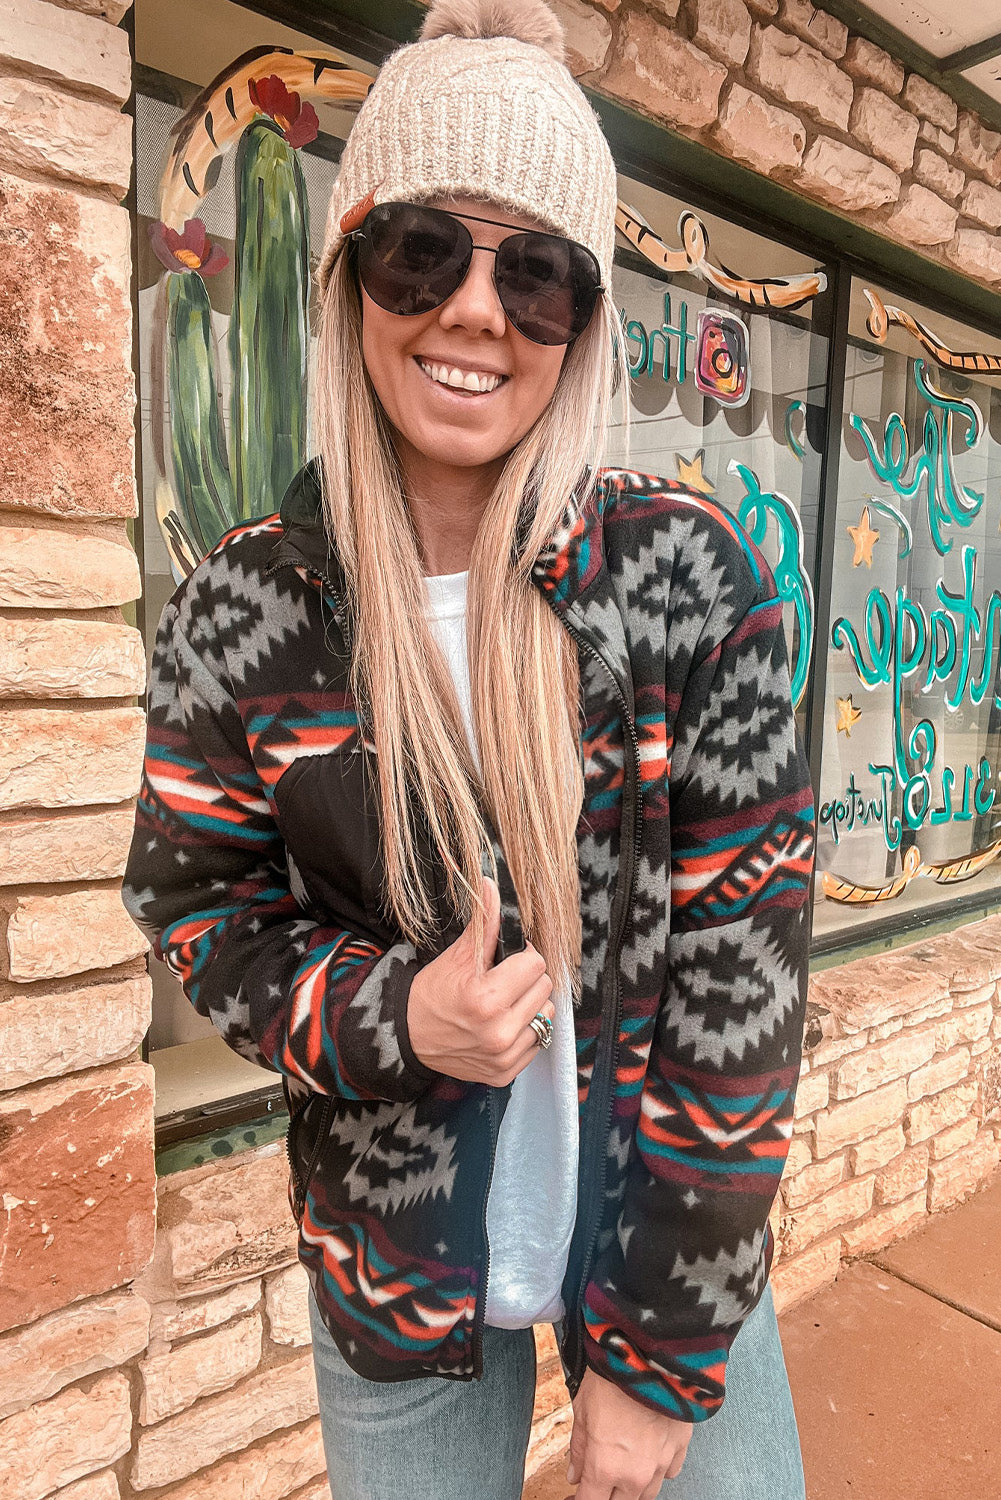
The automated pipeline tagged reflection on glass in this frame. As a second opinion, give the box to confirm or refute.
[816,279,1001,941]
[607,175,830,724]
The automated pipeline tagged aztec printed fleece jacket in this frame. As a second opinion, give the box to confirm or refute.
[123,460,815,1422]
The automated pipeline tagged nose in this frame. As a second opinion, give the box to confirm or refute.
[436,245,507,340]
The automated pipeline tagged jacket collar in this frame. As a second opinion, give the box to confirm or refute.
[267,458,631,703]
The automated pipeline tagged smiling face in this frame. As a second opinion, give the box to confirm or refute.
[357,196,570,498]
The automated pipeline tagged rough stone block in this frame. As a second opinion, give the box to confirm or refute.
[849,1123,906,1176]
[792,1068,834,1116]
[150,1419,327,1500]
[843,35,903,94]
[0,1290,149,1420]
[781,1135,813,1182]
[0,173,135,519]
[779,0,847,58]
[873,1144,929,1206]
[901,991,954,1027]
[7,885,148,981]
[902,72,957,132]
[781,1174,874,1257]
[57,1472,121,1500]
[918,118,953,150]
[266,1263,312,1347]
[809,956,946,1032]
[0,1062,155,1331]
[131,1355,318,1491]
[0,706,145,809]
[0,973,149,1091]
[0,526,139,609]
[906,1048,971,1103]
[807,1030,866,1069]
[748,25,853,132]
[161,1147,297,1291]
[0,0,131,104]
[961,178,1001,230]
[869,1015,904,1042]
[0,618,145,699]
[840,1190,926,1257]
[551,0,611,75]
[928,1115,979,1161]
[150,1280,263,1343]
[769,1235,839,1315]
[693,0,752,67]
[781,1151,845,1209]
[603,12,727,131]
[714,83,805,174]
[927,1132,1000,1212]
[0,805,135,886]
[0,72,131,195]
[956,111,1001,184]
[814,1078,909,1158]
[139,1313,262,1424]
[905,1079,978,1144]
[934,1002,993,1055]
[849,86,918,172]
[833,1027,935,1101]
[913,147,965,202]
[0,1371,131,1500]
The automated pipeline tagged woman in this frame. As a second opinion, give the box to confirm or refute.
[124,2,815,1497]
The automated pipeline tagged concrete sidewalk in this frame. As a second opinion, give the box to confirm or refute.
[526,1171,1001,1498]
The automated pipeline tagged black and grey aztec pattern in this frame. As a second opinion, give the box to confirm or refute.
[123,461,815,1421]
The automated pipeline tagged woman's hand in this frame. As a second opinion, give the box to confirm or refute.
[566,1366,693,1498]
[407,875,556,1086]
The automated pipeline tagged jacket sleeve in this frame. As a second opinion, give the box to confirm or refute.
[580,581,815,1422]
[122,600,439,1103]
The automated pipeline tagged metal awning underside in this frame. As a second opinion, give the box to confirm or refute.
[824,0,1001,123]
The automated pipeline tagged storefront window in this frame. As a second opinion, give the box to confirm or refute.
[815,281,1001,944]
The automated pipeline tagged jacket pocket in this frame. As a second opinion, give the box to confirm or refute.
[284,1078,335,1226]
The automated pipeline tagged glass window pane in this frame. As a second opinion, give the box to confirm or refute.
[609,172,831,733]
[816,277,1001,946]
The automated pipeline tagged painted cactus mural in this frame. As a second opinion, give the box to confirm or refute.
[150,48,372,578]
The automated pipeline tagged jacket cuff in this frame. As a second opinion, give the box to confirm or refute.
[391,957,443,1092]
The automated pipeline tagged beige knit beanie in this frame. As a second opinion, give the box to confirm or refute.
[317,0,618,295]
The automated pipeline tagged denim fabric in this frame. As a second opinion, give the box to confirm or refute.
[308,1277,805,1500]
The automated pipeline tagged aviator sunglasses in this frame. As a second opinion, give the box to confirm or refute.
[349,201,604,346]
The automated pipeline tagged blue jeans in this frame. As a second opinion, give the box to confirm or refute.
[308,1278,806,1499]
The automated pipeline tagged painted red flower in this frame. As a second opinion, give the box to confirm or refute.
[249,74,319,148]
[150,218,228,277]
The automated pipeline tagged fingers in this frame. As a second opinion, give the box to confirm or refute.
[474,875,501,975]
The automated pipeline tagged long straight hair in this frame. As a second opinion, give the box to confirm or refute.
[312,241,630,1002]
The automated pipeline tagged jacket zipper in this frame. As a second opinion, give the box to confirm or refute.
[543,598,644,1398]
[471,1084,501,1378]
[269,540,643,1389]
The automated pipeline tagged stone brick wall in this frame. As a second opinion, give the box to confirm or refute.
[0,0,157,1496]
[770,913,1001,1314]
[553,0,1001,288]
[3,0,1001,1496]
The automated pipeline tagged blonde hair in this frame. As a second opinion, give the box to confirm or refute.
[312,241,630,1002]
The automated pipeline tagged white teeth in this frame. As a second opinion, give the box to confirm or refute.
[419,360,503,393]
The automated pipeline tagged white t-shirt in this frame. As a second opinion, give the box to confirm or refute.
[422,568,579,1328]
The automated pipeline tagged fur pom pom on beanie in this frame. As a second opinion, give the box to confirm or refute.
[316,0,618,294]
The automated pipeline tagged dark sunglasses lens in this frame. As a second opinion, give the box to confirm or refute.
[358,204,470,315]
[495,233,601,344]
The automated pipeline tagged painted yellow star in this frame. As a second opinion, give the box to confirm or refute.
[676,450,715,496]
[836,695,862,737]
[847,505,879,567]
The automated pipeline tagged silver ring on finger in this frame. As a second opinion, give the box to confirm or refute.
[528,1012,554,1050]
